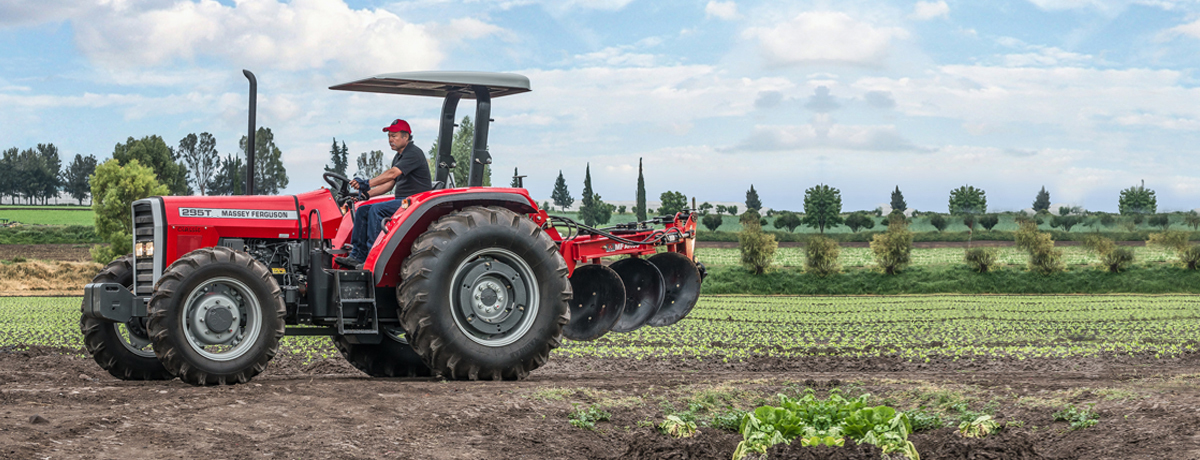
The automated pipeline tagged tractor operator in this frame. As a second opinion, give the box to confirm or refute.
[336,119,432,269]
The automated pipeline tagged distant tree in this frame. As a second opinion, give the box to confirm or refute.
[0,148,15,204]
[355,150,386,179]
[699,202,712,216]
[178,133,219,196]
[62,153,98,205]
[209,154,244,196]
[634,158,647,221]
[578,164,611,226]
[1050,215,1082,232]
[551,171,573,210]
[510,167,523,188]
[432,116,489,187]
[659,191,688,216]
[325,138,349,176]
[1148,214,1171,231]
[1033,186,1051,213]
[772,211,802,233]
[801,184,844,234]
[948,185,987,223]
[844,212,875,233]
[1099,213,1116,228]
[715,205,727,215]
[90,159,169,263]
[745,184,762,212]
[727,205,738,216]
[1185,211,1200,231]
[239,127,288,195]
[1118,180,1156,215]
[929,214,949,232]
[112,136,189,195]
[702,214,723,232]
[979,214,1000,231]
[617,205,626,215]
[890,186,906,214]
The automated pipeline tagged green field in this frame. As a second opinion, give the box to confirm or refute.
[0,208,95,226]
[2,295,1196,364]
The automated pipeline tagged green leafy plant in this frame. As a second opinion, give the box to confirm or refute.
[1014,221,1064,274]
[802,184,844,233]
[1052,404,1099,430]
[871,214,913,275]
[732,389,919,460]
[659,415,698,438]
[739,210,777,275]
[906,410,944,432]
[958,415,999,438]
[568,405,612,431]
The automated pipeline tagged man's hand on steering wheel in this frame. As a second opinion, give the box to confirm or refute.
[322,171,354,205]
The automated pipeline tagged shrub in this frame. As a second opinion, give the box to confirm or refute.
[91,158,168,263]
[702,214,723,232]
[1182,246,1200,271]
[844,212,875,233]
[1148,214,1170,231]
[772,211,802,233]
[805,235,840,277]
[979,214,999,231]
[870,216,913,275]
[1100,248,1135,273]
[928,214,948,232]
[964,247,998,273]
[738,211,777,275]
[1147,230,1191,252]
[1015,221,1063,274]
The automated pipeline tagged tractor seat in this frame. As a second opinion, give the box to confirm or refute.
[431,180,447,190]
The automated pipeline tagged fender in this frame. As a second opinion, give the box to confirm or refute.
[366,188,539,286]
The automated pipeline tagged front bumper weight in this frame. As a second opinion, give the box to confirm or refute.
[82,282,147,323]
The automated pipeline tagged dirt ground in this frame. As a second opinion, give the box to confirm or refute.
[0,245,92,263]
[2,347,1198,460]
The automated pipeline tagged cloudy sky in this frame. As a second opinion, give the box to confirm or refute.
[2,0,1199,213]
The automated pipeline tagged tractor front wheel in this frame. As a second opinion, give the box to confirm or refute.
[80,255,173,381]
[399,206,571,380]
[146,247,286,385]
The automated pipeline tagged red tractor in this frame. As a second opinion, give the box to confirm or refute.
[81,71,704,385]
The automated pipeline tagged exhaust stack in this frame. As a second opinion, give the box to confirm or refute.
[243,70,257,196]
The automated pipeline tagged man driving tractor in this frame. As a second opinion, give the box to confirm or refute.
[335,118,432,269]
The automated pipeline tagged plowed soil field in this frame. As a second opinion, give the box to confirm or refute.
[2,346,1198,460]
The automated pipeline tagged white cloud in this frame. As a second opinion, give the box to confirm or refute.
[1002,46,1093,67]
[727,121,927,152]
[743,11,909,67]
[69,0,504,76]
[705,1,740,20]
[1168,17,1200,38]
[574,47,658,67]
[911,1,950,20]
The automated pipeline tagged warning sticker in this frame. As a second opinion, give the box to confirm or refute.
[179,208,297,220]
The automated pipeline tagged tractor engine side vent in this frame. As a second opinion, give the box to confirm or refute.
[132,202,156,296]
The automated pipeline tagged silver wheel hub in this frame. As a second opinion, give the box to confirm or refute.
[189,293,241,345]
[472,280,507,321]
[450,248,539,348]
[181,277,261,362]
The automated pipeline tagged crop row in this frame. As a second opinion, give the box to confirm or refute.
[1,295,1194,365]
[695,246,1177,268]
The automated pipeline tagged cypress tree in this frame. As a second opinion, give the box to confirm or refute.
[746,184,762,212]
[890,186,906,214]
[551,170,573,210]
[580,164,597,226]
[635,158,647,221]
[1033,186,1050,213]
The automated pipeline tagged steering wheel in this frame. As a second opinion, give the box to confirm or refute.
[322,171,354,206]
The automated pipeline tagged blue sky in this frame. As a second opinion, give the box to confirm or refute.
[2,0,1199,213]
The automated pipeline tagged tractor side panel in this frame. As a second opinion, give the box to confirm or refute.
[366,188,539,287]
[294,189,345,240]
[160,195,305,267]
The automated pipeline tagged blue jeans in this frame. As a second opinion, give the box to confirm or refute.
[349,198,405,261]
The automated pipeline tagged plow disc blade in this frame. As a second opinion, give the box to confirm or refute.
[609,257,665,333]
[564,264,626,341]
[645,252,702,327]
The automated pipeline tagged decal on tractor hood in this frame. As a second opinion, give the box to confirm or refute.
[179,208,298,220]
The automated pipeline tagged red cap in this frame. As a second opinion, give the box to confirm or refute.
[383,119,411,133]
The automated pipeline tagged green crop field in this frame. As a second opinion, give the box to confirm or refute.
[3,295,1196,365]
[695,246,1178,268]
[0,208,95,226]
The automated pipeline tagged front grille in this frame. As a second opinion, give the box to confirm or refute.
[132,202,156,296]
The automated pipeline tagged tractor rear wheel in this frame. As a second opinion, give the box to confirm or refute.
[146,246,286,385]
[80,255,174,381]
[399,206,571,380]
[334,327,432,378]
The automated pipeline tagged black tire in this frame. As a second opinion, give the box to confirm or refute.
[334,329,432,378]
[398,206,571,380]
[146,246,286,385]
[80,255,174,381]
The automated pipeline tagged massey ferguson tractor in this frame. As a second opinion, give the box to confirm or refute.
[80,70,705,385]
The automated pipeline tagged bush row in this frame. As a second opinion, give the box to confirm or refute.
[0,225,101,244]
[700,228,1199,243]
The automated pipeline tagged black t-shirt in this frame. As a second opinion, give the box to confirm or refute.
[391,142,432,199]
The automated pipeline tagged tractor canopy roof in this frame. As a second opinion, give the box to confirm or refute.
[329,71,530,99]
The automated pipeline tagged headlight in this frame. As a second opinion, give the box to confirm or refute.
[135,242,154,257]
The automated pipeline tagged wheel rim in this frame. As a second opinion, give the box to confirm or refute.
[114,319,155,358]
[180,277,262,362]
[449,248,539,347]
